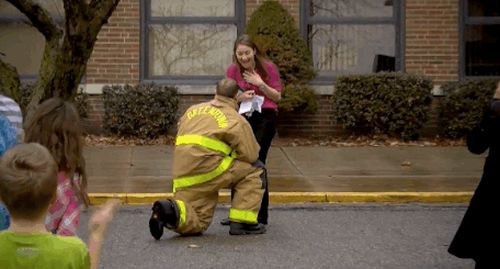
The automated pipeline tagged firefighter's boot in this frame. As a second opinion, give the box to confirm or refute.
[229,222,266,235]
[149,200,179,240]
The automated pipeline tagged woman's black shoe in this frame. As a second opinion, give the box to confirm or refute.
[229,222,266,235]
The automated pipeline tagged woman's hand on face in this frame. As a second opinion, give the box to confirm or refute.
[237,90,255,101]
[243,70,264,87]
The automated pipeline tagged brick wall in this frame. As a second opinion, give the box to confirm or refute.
[86,0,140,84]
[81,0,452,138]
[82,95,105,134]
[277,95,341,137]
[405,0,459,84]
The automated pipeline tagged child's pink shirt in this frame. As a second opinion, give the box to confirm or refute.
[45,171,80,236]
[226,61,282,111]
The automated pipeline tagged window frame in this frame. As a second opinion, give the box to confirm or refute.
[459,0,500,79]
[140,0,245,85]
[300,0,405,84]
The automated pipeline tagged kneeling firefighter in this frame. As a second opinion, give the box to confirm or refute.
[149,78,267,239]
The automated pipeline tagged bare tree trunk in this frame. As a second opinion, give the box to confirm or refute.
[26,29,93,119]
[0,59,21,103]
[6,0,121,123]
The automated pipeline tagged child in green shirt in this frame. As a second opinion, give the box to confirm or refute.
[0,143,119,269]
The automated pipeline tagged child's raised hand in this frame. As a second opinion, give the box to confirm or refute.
[87,199,120,269]
[88,199,121,237]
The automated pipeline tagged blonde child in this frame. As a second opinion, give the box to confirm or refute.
[0,143,119,269]
[25,97,89,236]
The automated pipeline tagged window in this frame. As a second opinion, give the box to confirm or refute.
[142,0,244,84]
[461,0,500,78]
[0,0,63,79]
[300,0,403,83]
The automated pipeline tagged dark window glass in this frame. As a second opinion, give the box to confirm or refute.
[468,0,500,17]
[464,25,500,76]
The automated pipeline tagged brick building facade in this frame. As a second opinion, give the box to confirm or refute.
[1,0,499,137]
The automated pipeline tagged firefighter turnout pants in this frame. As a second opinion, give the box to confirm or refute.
[172,160,264,235]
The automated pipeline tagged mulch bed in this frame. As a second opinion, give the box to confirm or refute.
[85,134,465,147]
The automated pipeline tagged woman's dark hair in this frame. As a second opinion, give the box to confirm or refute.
[232,34,269,80]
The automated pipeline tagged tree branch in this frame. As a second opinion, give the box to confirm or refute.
[5,0,61,40]
[88,0,121,30]
[62,0,91,38]
[0,57,21,103]
[63,0,90,21]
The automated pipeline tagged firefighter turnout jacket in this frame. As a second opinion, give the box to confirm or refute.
[171,94,264,235]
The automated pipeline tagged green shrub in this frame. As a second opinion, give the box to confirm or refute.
[334,72,433,140]
[17,83,89,118]
[246,0,317,112]
[438,79,498,138]
[102,84,179,138]
[280,84,318,113]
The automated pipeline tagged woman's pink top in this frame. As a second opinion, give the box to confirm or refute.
[45,171,81,236]
[226,61,282,111]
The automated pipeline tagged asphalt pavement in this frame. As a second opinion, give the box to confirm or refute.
[78,204,474,269]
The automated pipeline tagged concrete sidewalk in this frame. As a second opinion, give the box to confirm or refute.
[84,145,482,204]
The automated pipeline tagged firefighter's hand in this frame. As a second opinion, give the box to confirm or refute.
[237,90,255,102]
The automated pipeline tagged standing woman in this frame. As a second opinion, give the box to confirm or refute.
[448,82,500,268]
[225,34,282,225]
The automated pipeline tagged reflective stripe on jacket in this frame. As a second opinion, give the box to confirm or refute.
[173,134,235,192]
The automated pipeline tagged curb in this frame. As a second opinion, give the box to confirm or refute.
[88,192,473,205]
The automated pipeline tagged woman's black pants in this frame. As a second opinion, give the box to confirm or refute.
[231,109,276,224]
